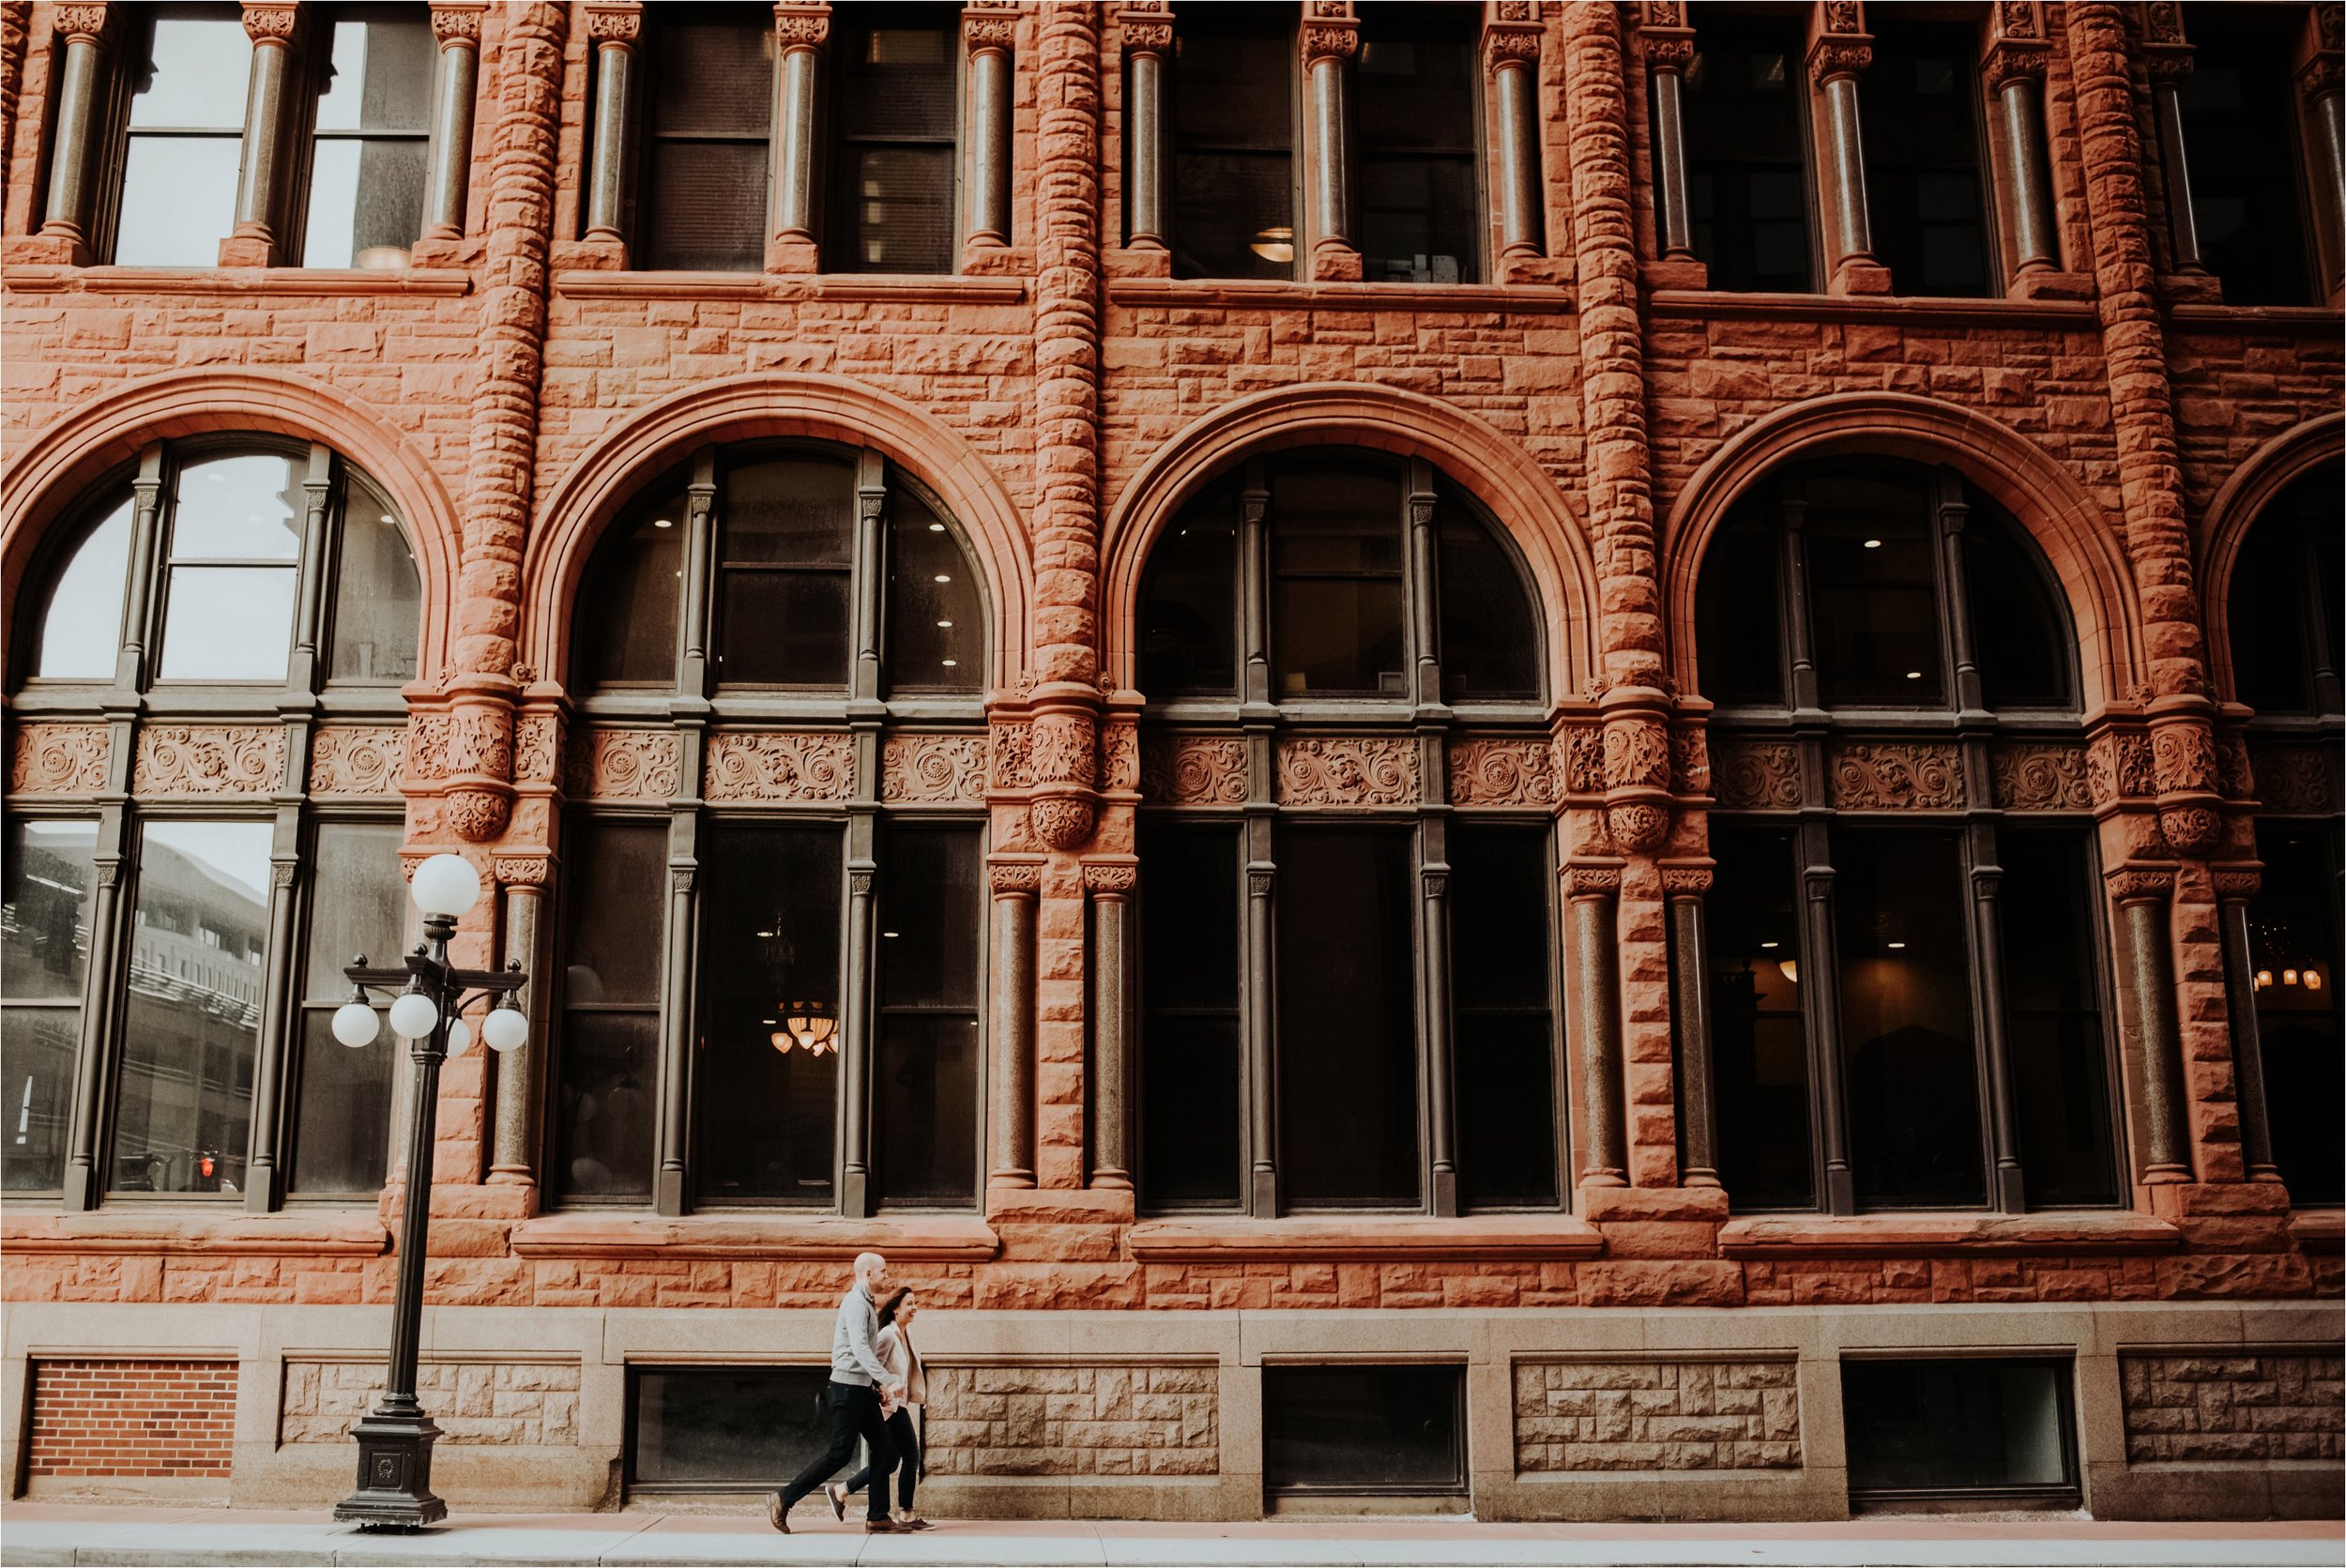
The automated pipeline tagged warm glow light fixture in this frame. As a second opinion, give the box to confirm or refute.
[1251,225,1295,262]
[771,1000,837,1056]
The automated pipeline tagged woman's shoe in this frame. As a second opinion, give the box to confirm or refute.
[894,1511,933,1530]
[825,1482,847,1521]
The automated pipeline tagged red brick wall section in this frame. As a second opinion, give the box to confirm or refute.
[27,1359,237,1478]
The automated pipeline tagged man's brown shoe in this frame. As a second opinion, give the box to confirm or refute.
[767,1494,789,1533]
[865,1518,898,1533]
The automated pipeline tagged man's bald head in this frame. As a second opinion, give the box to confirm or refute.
[855,1251,890,1291]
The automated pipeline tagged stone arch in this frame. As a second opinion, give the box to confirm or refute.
[1659,392,2141,711]
[523,373,1033,688]
[0,368,460,682]
[2195,413,2344,705]
[1100,381,1599,697]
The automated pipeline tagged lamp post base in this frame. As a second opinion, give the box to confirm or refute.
[332,1410,447,1531]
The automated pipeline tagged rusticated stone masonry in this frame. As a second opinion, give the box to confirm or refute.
[0,2,26,214]
[281,1357,581,1447]
[922,1362,1218,1477]
[2121,1352,2345,1465]
[1514,1356,1802,1472]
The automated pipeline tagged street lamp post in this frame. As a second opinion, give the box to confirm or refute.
[331,853,529,1532]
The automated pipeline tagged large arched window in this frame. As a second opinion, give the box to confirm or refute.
[1132,449,1554,1217]
[1694,458,2119,1215]
[2227,467,2343,1206]
[4,437,420,1210]
[553,440,988,1217]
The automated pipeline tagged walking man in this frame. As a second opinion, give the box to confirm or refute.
[769,1252,905,1533]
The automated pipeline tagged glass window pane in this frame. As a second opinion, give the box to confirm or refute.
[1805,470,1943,707]
[631,1366,831,1486]
[128,8,253,128]
[2229,476,2342,718]
[554,1012,659,1201]
[2,820,99,1193]
[2178,5,2316,306]
[1356,8,1478,283]
[1276,826,1419,1208]
[289,824,403,1192]
[313,8,433,130]
[555,819,666,1203]
[1450,825,1556,1210]
[114,136,242,266]
[580,495,685,688]
[642,141,771,272]
[2251,823,2342,1205]
[1172,7,1296,281]
[650,11,777,136]
[113,820,273,1196]
[1695,508,1785,705]
[299,822,406,997]
[1263,1366,1466,1493]
[721,457,853,566]
[563,821,669,1007]
[0,1007,80,1193]
[1859,18,1991,298]
[1172,150,1298,281]
[1842,1360,2076,1496]
[1836,831,1984,1209]
[1682,8,1812,293]
[171,452,305,560]
[160,566,297,681]
[1999,830,2117,1209]
[1708,824,1813,1209]
[885,493,983,692]
[328,474,420,683]
[34,497,131,679]
[1437,500,1539,701]
[300,137,428,267]
[1271,462,1406,697]
[716,570,850,686]
[1139,822,1242,1209]
[693,824,843,1204]
[834,14,955,140]
[1138,484,1239,694]
[873,826,982,1209]
[837,146,954,274]
[1966,510,2071,709]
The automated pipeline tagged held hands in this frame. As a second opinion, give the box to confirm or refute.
[880,1381,906,1414]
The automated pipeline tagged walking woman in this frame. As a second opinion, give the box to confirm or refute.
[830,1288,929,1530]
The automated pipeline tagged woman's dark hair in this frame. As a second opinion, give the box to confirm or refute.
[876,1286,912,1329]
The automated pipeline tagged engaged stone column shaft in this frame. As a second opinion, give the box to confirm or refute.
[490,873,544,1183]
[1567,867,1628,1188]
[222,4,298,266]
[989,866,1039,1187]
[1485,20,1544,258]
[1811,39,1876,270]
[38,8,111,249]
[1665,869,1720,1189]
[1086,865,1135,1188]
[423,5,484,239]
[2216,875,2283,1184]
[2111,870,2192,1183]
[1302,6,1359,279]
[1121,8,1172,248]
[965,6,1014,247]
[582,5,640,244]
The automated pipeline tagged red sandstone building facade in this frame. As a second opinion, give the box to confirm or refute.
[1,0,2340,1522]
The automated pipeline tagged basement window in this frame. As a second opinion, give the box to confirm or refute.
[1841,1357,2079,1510]
[628,1365,830,1491]
[1264,1365,1467,1498]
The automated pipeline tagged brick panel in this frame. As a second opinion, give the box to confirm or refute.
[280,1358,580,1446]
[27,1359,237,1478]
[2121,1352,2346,1465]
[921,1362,1217,1477]
[1513,1357,1801,1472]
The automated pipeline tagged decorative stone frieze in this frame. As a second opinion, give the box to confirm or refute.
[8,723,111,796]
[1988,743,2093,811]
[2248,743,2343,814]
[132,725,286,798]
[2087,730,2156,803]
[561,728,683,801]
[705,732,857,803]
[1826,741,1967,812]
[879,734,988,804]
[1138,737,1247,806]
[1711,740,1801,810]
[1448,738,1561,807]
[1275,738,1418,807]
[309,727,404,797]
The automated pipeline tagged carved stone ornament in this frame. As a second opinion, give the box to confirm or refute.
[1994,0,2043,40]
[706,731,858,803]
[404,714,451,783]
[2211,869,2261,901]
[964,2,1017,52]
[563,727,683,800]
[989,722,1034,790]
[2216,737,2254,801]
[444,787,511,843]
[310,726,405,797]
[1988,743,2092,812]
[1301,18,1360,65]
[1711,739,1801,810]
[2247,743,2343,815]
[990,862,1044,895]
[1029,711,1098,790]
[1640,33,1695,71]
[1807,38,1872,83]
[2151,721,2219,797]
[1670,729,1711,797]
[1564,865,1624,898]
[583,4,643,43]
[241,4,298,40]
[1980,40,2049,89]
[880,734,988,804]
[1083,862,1139,894]
[1029,796,1096,851]
[1603,718,1673,792]
[1497,0,1539,20]
[1138,736,1247,806]
[1821,0,1862,31]
[9,723,111,796]
[513,714,560,784]
[493,856,550,887]
[1484,25,1541,71]
[2105,867,2174,904]
[773,4,830,48]
[1276,738,1419,807]
[1660,866,1714,896]
[430,5,485,44]
[1560,726,1607,796]
[1827,742,1966,812]
[2086,731,2155,804]
[1098,722,1141,796]
[1119,3,1173,54]
[1607,803,1671,853]
[133,725,287,797]
[1447,738,1560,807]
[56,5,112,40]
[2157,805,2220,856]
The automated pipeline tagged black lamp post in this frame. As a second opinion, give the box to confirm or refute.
[330,852,528,1532]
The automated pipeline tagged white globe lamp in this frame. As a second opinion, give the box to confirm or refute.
[332,1001,381,1048]
[481,1006,529,1054]
[445,1017,472,1057]
[411,854,481,920]
[388,991,440,1041]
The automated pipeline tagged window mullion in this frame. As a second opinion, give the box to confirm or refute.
[1240,463,1271,707]
[840,813,878,1218]
[1419,815,1455,1217]
[655,809,701,1217]
[1776,482,1820,715]
[288,443,335,693]
[1796,816,1855,1213]
[1965,816,2026,1214]
[679,449,718,697]
[853,450,887,704]
[1405,458,1440,708]
[59,807,131,1214]
[240,820,306,1212]
[118,445,170,693]
[1935,465,1984,717]
[2294,519,2344,712]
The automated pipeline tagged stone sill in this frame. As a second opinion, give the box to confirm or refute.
[3,266,471,297]
[2168,303,2345,328]
[1106,278,1579,313]
[1124,1214,1605,1262]
[508,1212,999,1261]
[1716,1211,2184,1258]
[1,1210,388,1256]
[1650,288,2096,328]
[553,271,1028,305]
[2287,1210,2343,1254]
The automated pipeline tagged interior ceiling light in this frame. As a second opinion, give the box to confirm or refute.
[1251,226,1295,263]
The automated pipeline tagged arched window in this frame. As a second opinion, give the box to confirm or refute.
[553,440,988,1216]
[2228,467,2343,1206]
[4,437,420,1209]
[1132,449,1553,1217]
[1694,458,2118,1215]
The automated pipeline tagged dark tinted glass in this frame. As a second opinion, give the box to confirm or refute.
[1172,6,1295,279]
[1437,498,1539,701]
[1356,8,1478,283]
[694,824,844,1204]
[1,820,97,1192]
[1966,510,2071,708]
[1138,484,1239,693]
[716,457,854,687]
[1139,823,1242,1208]
[645,140,771,272]
[329,470,421,683]
[2229,476,2344,717]
[1696,508,1785,705]
[874,826,982,1208]
[287,821,404,1195]
[1836,832,1984,1209]
[1271,462,1406,697]
[1805,470,1943,707]
[1842,1359,2076,1497]
[1683,9,1813,292]
[632,1366,830,1486]
[2250,822,2342,1205]
[1450,825,1557,1209]
[1860,19,1991,297]
[581,489,685,688]
[1708,825,1813,1209]
[1999,830,2117,1209]
[33,496,130,679]
[724,457,854,565]
[112,821,272,1195]
[1264,1366,1466,1492]
[555,819,664,1203]
[885,489,983,691]
[2178,6,2316,306]
[1277,826,1418,1208]
[830,9,955,273]
[643,7,776,272]
[302,8,433,267]
[718,571,849,685]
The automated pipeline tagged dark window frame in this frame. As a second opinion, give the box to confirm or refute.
[1839,1352,2083,1510]
[1168,3,1304,282]
[1855,13,2003,300]
[1261,1362,1470,1497]
[1353,3,1486,285]
[285,3,436,269]
[98,3,254,266]
[1679,5,1823,293]
[634,3,781,273]
[824,3,963,275]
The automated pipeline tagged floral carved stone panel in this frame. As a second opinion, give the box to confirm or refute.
[2250,743,2343,815]
[880,734,988,804]
[310,726,405,797]
[133,725,287,798]
[705,732,857,803]
[1448,738,1561,807]
[1138,737,1247,806]
[1276,738,1418,807]
[563,728,683,801]
[1710,740,1801,810]
[9,724,112,796]
[1988,743,2092,812]
[1826,742,1966,811]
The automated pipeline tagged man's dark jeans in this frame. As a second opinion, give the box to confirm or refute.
[779,1379,895,1523]
[845,1407,921,1512]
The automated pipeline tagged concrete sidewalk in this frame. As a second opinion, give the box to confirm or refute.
[0,1505,2338,1568]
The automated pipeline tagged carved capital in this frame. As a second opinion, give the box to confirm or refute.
[1083,862,1138,895]
[54,4,112,42]
[584,3,643,45]
[2211,869,2262,902]
[1302,3,1358,66]
[964,1,1017,53]
[240,3,298,42]
[1641,33,1695,71]
[1808,36,1872,84]
[1120,3,1172,55]
[2105,866,2175,905]
[430,3,485,44]
[1980,39,2048,88]
[1565,865,1623,898]
[1661,866,1714,897]
[1483,23,1541,73]
[990,862,1044,896]
[774,3,830,48]
[671,866,697,895]
[494,856,550,888]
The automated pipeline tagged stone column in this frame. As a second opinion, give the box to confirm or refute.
[1085,863,1135,1189]
[219,3,298,266]
[2110,868,2192,1185]
[1243,858,1276,1213]
[653,861,695,1214]
[770,3,829,270]
[1566,866,1628,1189]
[2296,18,2345,298]
[1641,22,1698,261]
[1807,11,1887,294]
[421,4,486,241]
[964,4,1015,252]
[60,844,124,1213]
[1797,818,1855,1213]
[2215,870,2283,1185]
[1967,831,2027,1212]
[840,860,876,1216]
[988,864,1039,1188]
[1484,8,1544,261]
[1664,866,1720,1189]
[1985,44,2057,278]
[488,860,547,1187]
[1120,5,1173,250]
[1301,2,1360,281]
[38,3,112,261]
[581,4,640,249]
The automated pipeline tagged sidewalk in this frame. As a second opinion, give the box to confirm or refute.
[0,1505,2338,1568]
